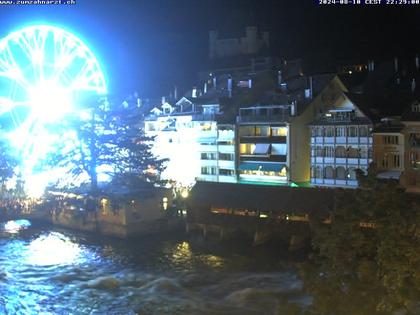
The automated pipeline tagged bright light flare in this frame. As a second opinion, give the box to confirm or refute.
[3,219,31,234]
[0,25,107,194]
[28,80,72,121]
[27,232,82,266]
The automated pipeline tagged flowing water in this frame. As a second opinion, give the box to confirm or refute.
[0,220,310,315]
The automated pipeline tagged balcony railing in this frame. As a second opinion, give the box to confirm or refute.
[311,156,371,165]
[145,112,217,121]
[239,136,287,144]
[311,136,372,144]
[237,113,290,123]
[192,114,216,121]
[240,155,287,162]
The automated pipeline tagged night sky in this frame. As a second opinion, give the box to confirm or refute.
[0,0,418,96]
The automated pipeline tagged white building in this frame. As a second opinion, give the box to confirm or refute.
[309,93,373,188]
[144,97,237,186]
[199,124,236,183]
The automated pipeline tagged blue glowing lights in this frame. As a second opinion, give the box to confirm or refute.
[0,25,107,195]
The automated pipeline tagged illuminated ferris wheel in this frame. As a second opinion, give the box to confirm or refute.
[0,25,107,173]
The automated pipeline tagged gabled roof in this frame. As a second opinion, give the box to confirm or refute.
[175,96,194,106]
[344,92,381,123]
[150,107,162,115]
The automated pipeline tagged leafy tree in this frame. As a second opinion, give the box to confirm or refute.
[306,170,420,314]
[0,139,17,185]
[43,98,166,195]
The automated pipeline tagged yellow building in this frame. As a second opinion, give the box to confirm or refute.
[372,118,405,180]
[400,101,420,192]
[288,75,373,186]
[236,105,290,184]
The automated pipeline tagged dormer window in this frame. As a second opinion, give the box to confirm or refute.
[412,102,420,113]
[162,103,173,115]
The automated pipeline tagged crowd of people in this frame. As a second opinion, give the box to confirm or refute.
[0,198,36,217]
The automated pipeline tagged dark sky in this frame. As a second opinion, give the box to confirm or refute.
[0,0,419,96]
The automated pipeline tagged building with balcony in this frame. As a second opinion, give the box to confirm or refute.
[400,100,420,192]
[144,96,237,185]
[309,93,373,188]
[233,74,344,186]
[237,105,291,184]
[199,124,237,183]
[372,118,405,181]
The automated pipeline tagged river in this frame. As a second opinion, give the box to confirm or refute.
[0,219,310,315]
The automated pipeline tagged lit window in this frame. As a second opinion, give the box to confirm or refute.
[272,127,287,136]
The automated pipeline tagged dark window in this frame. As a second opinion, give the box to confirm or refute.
[219,153,234,160]
[219,169,234,176]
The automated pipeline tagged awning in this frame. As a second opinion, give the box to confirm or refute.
[239,162,286,172]
[271,143,287,155]
[253,143,270,155]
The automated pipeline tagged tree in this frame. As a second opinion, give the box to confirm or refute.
[305,170,420,314]
[42,98,166,194]
[0,139,18,185]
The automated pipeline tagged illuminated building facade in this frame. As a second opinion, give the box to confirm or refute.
[400,101,420,193]
[372,118,405,181]
[199,123,237,183]
[237,105,291,183]
[309,93,373,187]
[144,96,237,185]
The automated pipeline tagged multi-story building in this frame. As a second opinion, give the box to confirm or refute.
[400,100,420,192]
[144,96,237,186]
[309,93,373,187]
[372,118,405,180]
[236,105,291,184]
[199,123,236,183]
[144,98,202,186]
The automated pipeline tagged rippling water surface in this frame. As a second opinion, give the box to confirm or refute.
[0,220,309,315]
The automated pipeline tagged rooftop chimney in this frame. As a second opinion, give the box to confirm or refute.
[368,60,375,72]
[309,76,313,99]
[227,78,232,98]
[291,101,297,116]
[277,70,282,86]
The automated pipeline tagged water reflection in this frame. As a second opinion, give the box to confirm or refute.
[27,232,83,266]
[0,221,309,314]
[3,219,31,234]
